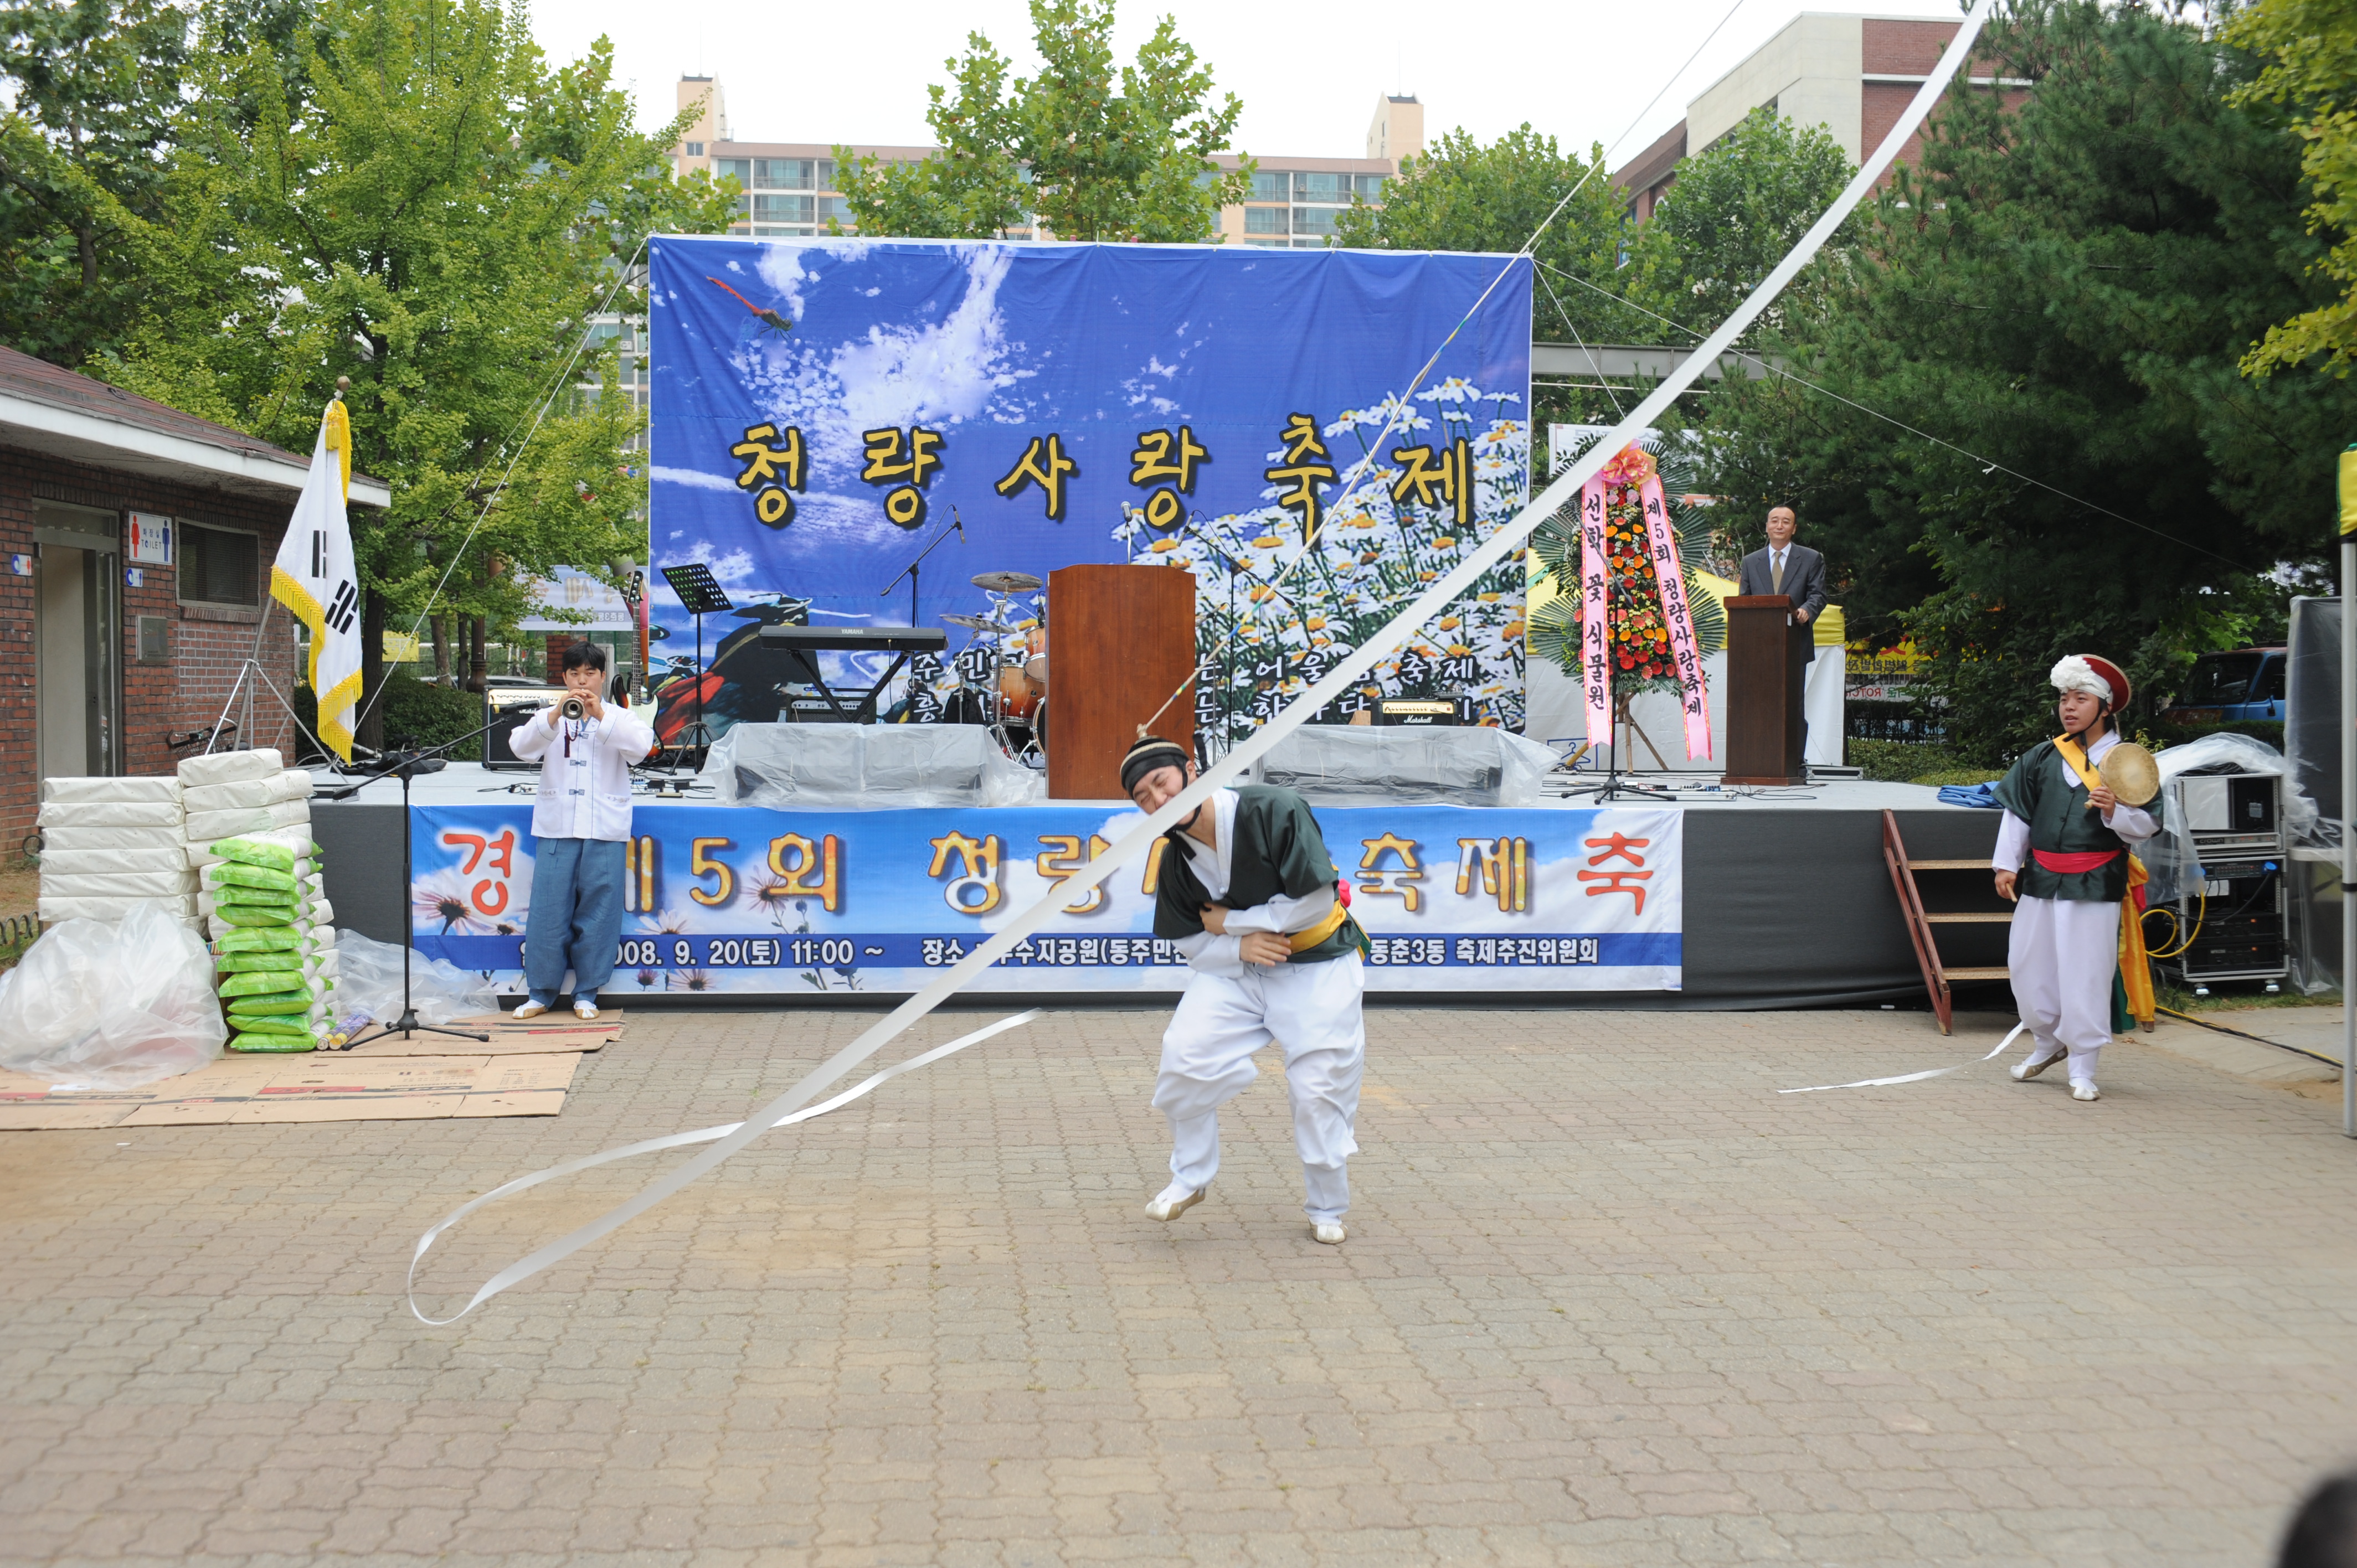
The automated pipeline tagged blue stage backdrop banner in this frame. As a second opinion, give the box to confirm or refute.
[644,237,1533,741]
[409,804,1681,997]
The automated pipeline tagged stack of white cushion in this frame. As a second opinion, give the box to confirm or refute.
[37,775,197,925]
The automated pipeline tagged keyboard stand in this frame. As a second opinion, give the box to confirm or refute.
[777,646,912,724]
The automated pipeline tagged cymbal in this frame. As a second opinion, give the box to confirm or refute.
[943,612,1011,632]
[972,570,1042,593]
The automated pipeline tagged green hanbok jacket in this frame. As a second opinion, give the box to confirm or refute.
[1991,739,2165,903]
[1151,785,1369,964]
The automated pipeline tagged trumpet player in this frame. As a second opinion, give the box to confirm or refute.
[511,643,657,1021]
[1990,655,2164,1101]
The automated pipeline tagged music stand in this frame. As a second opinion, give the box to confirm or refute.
[660,563,733,766]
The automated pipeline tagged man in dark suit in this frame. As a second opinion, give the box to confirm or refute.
[1737,506,1829,662]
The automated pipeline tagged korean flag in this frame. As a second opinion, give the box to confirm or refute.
[270,400,363,762]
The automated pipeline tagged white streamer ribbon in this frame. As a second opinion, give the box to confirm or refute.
[408,1009,1038,1323]
[1778,1023,2024,1094]
[409,0,2000,1322]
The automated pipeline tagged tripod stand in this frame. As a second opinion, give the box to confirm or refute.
[316,721,502,1049]
[1558,693,1684,803]
[659,562,733,771]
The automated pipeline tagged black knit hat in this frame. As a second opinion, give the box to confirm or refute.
[1120,735,1191,796]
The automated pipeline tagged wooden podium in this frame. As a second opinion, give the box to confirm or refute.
[1046,564,1196,799]
[1722,594,1810,785]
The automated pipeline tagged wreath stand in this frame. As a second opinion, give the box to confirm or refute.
[1560,692,1683,803]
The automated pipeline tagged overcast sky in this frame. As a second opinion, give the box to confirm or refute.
[531,0,1973,167]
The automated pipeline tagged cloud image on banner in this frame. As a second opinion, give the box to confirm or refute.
[645,239,1532,739]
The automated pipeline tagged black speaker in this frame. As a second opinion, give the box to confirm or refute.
[482,685,565,770]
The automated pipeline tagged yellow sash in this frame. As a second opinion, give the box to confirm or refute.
[2053,734,2105,795]
[2119,854,2154,1027]
[1287,900,1350,954]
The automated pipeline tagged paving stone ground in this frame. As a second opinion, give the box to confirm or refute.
[5,1003,2356,1567]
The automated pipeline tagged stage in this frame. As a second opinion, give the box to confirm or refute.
[309,763,2003,1012]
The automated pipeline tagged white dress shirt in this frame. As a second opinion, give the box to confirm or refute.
[1170,788,1335,978]
[508,700,659,842]
[1992,730,2159,873]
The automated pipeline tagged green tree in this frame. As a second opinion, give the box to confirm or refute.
[1624,106,1857,346]
[0,0,191,365]
[834,0,1250,243]
[105,0,737,747]
[2224,0,2357,376]
[1696,0,2355,760]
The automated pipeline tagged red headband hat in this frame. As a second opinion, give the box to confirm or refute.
[2050,654,2130,712]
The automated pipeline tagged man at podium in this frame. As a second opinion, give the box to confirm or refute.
[1737,507,1828,656]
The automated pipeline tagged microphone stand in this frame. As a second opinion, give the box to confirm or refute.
[314,714,510,1050]
[877,508,964,719]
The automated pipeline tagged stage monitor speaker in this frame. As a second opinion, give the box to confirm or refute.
[1045,564,1196,799]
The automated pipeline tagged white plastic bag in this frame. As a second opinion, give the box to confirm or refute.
[331,929,499,1029]
[0,902,227,1087]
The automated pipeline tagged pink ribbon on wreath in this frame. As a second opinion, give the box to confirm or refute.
[1577,470,1612,756]
[1579,446,1712,761]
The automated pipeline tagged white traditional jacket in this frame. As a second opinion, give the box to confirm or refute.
[508,703,658,842]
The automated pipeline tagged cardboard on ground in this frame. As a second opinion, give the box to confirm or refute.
[0,1052,580,1129]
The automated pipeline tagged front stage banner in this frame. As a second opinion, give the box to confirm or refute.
[645,238,1533,740]
[409,804,1681,995]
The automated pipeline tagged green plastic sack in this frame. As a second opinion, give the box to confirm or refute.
[216,906,296,929]
[209,861,298,893]
[217,952,302,974]
[228,993,312,1016]
[220,970,311,997]
[229,1013,313,1036]
[215,926,302,953]
[216,891,297,917]
[228,1029,314,1053]
[212,838,300,872]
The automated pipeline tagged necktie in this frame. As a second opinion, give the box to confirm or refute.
[1772,550,1784,595]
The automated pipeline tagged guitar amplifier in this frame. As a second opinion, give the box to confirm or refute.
[482,685,564,770]
[1374,697,1472,727]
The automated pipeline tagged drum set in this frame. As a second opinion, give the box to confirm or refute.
[941,570,1050,764]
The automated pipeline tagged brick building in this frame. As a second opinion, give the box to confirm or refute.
[1613,13,2024,222]
[0,345,390,854]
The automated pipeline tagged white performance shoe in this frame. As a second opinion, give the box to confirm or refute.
[2072,1081,2101,1102]
[573,1000,600,1021]
[511,1001,549,1020]
[2011,1050,2064,1082]
[1311,1220,1346,1245]
[1145,1183,1206,1221]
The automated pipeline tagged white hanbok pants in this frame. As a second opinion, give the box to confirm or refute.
[1153,951,1365,1222]
[2008,894,2119,1085]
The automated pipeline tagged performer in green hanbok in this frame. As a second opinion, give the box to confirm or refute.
[1122,736,1370,1244]
[1991,655,2163,1102]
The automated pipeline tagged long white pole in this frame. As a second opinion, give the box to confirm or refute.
[2340,448,2355,1136]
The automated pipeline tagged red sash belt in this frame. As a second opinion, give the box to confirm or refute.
[2031,848,2120,874]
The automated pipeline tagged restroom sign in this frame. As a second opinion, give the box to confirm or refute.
[126,512,172,565]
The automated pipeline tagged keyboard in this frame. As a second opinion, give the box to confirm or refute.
[758,625,948,654]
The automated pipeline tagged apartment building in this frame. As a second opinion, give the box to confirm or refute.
[1614,12,1991,222]
[669,76,1419,246]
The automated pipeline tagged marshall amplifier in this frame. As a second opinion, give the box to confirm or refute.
[1374,697,1472,727]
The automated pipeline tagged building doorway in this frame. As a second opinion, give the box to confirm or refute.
[34,504,121,781]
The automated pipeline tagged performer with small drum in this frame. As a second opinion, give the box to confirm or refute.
[1123,736,1371,1244]
[1991,656,2164,1102]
